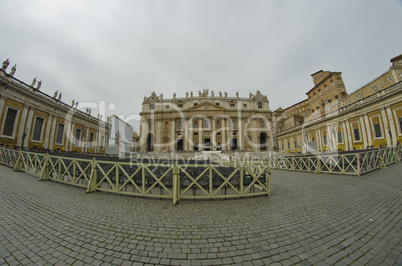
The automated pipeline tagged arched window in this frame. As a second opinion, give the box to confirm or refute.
[194,121,198,128]
[216,120,221,129]
[260,120,264,128]
[149,122,153,130]
[232,120,236,129]
[178,121,182,129]
[205,120,209,128]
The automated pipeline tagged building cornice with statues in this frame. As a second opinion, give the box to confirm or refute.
[139,89,274,152]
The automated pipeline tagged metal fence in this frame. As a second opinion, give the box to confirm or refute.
[0,148,271,205]
[254,146,401,176]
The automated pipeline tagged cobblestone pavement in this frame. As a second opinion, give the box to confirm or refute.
[0,163,401,266]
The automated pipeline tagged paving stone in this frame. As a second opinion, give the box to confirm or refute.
[0,163,401,265]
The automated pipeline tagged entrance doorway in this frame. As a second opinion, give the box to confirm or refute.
[204,138,211,151]
[146,133,154,152]
[260,132,267,151]
[231,138,238,151]
[176,139,183,151]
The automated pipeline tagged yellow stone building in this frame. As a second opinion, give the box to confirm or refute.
[276,54,402,153]
[139,90,274,152]
[0,61,109,153]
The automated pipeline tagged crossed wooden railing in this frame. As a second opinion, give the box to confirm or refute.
[0,148,271,205]
[252,146,401,176]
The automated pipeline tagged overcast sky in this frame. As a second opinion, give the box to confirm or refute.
[1,0,401,131]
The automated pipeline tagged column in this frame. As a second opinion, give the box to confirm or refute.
[170,119,176,151]
[385,106,397,146]
[184,119,190,151]
[43,114,53,149]
[363,114,373,147]
[156,119,162,152]
[0,98,5,116]
[222,118,226,151]
[268,119,274,151]
[345,120,353,150]
[381,108,392,147]
[198,118,203,151]
[316,128,322,152]
[342,121,349,151]
[48,117,58,150]
[16,106,30,147]
[252,119,258,151]
[359,116,368,149]
[212,119,217,150]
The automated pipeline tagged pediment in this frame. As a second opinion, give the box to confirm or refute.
[187,101,226,111]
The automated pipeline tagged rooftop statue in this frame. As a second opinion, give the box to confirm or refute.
[211,90,214,97]
[1,58,9,71]
[10,64,16,76]
[53,90,58,99]
[57,92,62,101]
[31,77,37,87]
[36,81,42,90]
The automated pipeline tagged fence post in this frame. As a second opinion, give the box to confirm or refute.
[315,154,321,174]
[86,157,98,193]
[39,153,50,181]
[172,163,180,205]
[356,153,361,176]
[266,165,271,196]
[13,150,24,172]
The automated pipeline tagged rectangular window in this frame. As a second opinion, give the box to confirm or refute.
[387,75,393,82]
[371,85,377,92]
[399,117,402,134]
[294,141,297,149]
[74,128,81,146]
[55,124,64,145]
[337,132,343,144]
[2,108,18,136]
[323,135,328,146]
[150,104,154,110]
[354,128,360,141]
[32,117,44,141]
[89,132,94,148]
[374,123,382,138]
[258,103,262,109]
[288,142,290,149]
[230,104,235,107]
[379,80,384,88]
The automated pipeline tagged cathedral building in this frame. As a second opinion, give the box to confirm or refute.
[139,90,274,152]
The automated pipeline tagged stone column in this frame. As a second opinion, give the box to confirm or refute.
[385,106,397,146]
[239,118,244,150]
[156,119,162,152]
[345,120,353,150]
[359,116,368,149]
[16,106,30,147]
[0,98,5,117]
[363,114,373,147]
[185,119,191,151]
[381,108,391,147]
[252,119,258,151]
[221,118,226,151]
[212,119,217,150]
[43,114,53,149]
[342,121,349,151]
[171,119,176,151]
[316,128,322,152]
[198,118,203,151]
[48,117,58,150]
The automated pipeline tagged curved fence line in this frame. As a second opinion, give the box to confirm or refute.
[253,146,401,175]
[0,148,271,205]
